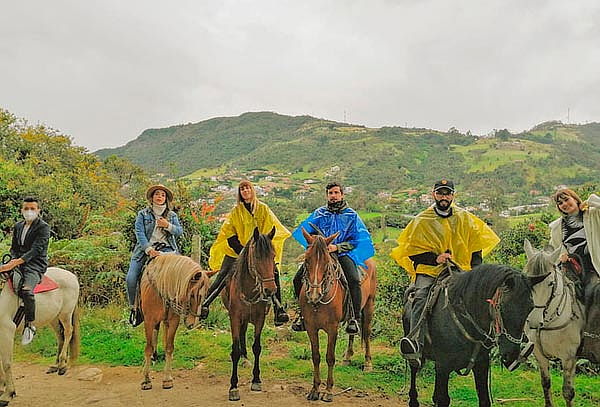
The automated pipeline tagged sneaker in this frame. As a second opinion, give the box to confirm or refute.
[399,337,419,356]
[274,309,290,326]
[129,308,144,327]
[291,316,306,332]
[346,319,360,335]
[22,325,36,345]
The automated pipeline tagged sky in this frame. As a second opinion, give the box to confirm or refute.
[1,0,599,151]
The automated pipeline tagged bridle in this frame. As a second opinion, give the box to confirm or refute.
[237,238,276,305]
[302,250,342,306]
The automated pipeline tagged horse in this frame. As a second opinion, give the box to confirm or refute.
[221,226,277,402]
[403,264,533,407]
[523,239,600,407]
[300,228,377,402]
[0,267,80,407]
[139,255,209,391]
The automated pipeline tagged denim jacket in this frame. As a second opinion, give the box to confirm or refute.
[131,207,183,260]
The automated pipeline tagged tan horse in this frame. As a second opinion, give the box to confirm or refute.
[0,267,80,407]
[300,229,377,402]
[139,255,208,391]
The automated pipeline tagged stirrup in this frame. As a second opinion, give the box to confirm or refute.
[22,325,36,345]
[400,337,420,356]
[129,308,144,327]
[274,309,290,326]
[199,305,210,320]
[346,319,360,335]
[291,316,306,332]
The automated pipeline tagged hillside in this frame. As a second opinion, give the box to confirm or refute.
[96,112,600,198]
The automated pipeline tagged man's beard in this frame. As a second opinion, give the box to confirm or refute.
[435,199,452,211]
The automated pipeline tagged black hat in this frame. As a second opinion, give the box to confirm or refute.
[433,179,455,192]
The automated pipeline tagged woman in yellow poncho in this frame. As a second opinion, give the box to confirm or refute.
[391,179,500,367]
[200,180,291,325]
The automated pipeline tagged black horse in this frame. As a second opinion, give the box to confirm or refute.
[403,264,534,407]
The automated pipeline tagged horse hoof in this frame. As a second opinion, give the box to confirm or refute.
[240,358,251,369]
[251,382,261,392]
[141,381,152,391]
[307,390,320,401]
[162,380,173,389]
[46,366,59,374]
[341,359,351,366]
[320,392,333,402]
[0,401,8,407]
[229,389,240,401]
[364,363,373,372]
[58,367,67,376]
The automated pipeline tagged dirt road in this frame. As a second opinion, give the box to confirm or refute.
[7,363,408,406]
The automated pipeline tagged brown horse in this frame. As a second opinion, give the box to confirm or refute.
[221,227,277,401]
[139,255,208,391]
[300,228,377,402]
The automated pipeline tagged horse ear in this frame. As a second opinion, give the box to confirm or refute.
[523,239,534,258]
[549,246,561,264]
[302,227,315,244]
[325,232,340,245]
[268,226,276,240]
[253,227,260,242]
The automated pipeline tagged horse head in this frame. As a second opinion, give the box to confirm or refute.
[301,228,339,304]
[523,239,560,286]
[241,226,277,297]
[184,271,209,329]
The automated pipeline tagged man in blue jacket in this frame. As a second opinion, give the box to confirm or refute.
[291,182,374,334]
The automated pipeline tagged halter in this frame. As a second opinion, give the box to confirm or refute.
[302,257,343,306]
[237,239,275,306]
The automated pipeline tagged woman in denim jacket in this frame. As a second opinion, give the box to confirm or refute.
[126,184,183,324]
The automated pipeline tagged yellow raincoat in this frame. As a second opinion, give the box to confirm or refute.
[208,201,291,271]
[390,205,500,281]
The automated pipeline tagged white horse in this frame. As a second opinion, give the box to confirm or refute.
[0,267,80,406]
[523,240,585,407]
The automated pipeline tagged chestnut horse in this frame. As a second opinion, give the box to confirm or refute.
[139,255,208,391]
[300,229,377,402]
[221,227,277,402]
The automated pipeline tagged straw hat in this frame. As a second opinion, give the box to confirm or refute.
[146,184,174,202]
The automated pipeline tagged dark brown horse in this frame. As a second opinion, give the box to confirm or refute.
[221,227,277,401]
[300,228,377,402]
[139,255,208,391]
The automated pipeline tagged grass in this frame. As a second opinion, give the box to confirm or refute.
[454,139,551,173]
[13,304,600,406]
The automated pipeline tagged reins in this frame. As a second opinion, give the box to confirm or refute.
[236,238,275,306]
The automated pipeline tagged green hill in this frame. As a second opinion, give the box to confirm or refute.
[96,112,600,198]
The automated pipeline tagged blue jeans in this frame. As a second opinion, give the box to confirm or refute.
[126,248,175,306]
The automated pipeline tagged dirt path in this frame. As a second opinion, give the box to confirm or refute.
[8,363,408,407]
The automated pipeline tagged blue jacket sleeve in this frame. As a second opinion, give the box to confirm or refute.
[168,213,183,237]
[135,211,151,251]
[292,211,318,249]
[346,213,375,267]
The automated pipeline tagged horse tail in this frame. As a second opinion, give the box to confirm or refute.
[69,305,81,362]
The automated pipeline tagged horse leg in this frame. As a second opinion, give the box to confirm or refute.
[561,357,577,407]
[55,316,73,375]
[306,327,321,401]
[320,327,338,402]
[239,320,251,369]
[362,295,375,372]
[342,334,354,366]
[141,317,156,390]
[0,322,17,405]
[151,324,160,361]
[229,317,242,401]
[535,350,553,407]
[473,355,491,407]
[432,365,451,407]
[162,315,179,389]
[46,320,63,374]
[408,364,419,407]
[250,315,266,392]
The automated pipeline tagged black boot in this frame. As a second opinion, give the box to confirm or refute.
[399,286,428,368]
[200,257,235,319]
[273,269,289,326]
[345,282,362,335]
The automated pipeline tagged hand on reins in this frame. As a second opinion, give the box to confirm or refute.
[436,253,452,264]
[0,258,23,272]
[327,244,338,253]
[148,249,161,258]
[156,217,170,228]
[559,253,569,263]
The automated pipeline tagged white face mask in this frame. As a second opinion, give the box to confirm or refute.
[22,210,39,222]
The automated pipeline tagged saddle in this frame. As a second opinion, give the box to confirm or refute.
[7,274,59,294]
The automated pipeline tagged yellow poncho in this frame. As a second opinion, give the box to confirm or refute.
[208,201,291,271]
[390,205,500,281]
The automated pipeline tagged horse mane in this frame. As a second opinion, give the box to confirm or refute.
[235,231,275,274]
[448,264,530,309]
[144,255,203,304]
[525,250,553,277]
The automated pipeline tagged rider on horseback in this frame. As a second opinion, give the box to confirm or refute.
[291,182,375,335]
[550,189,600,310]
[126,185,183,326]
[0,196,50,345]
[392,180,500,367]
[200,180,291,326]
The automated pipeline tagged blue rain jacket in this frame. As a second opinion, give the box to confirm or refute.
[292,206,375,267]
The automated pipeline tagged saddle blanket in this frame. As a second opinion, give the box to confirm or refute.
[8,274,59,294]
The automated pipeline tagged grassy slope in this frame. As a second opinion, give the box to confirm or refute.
[15,305,600,406]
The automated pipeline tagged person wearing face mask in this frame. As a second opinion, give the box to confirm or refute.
[126,185,183,326]
[199,180,291,326]
[549,188,600,309]
[391,179,500,367]
[0,197,50,345]
[291,182,375,335]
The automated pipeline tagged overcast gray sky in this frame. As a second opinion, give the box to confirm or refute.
[1,0,599,151]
